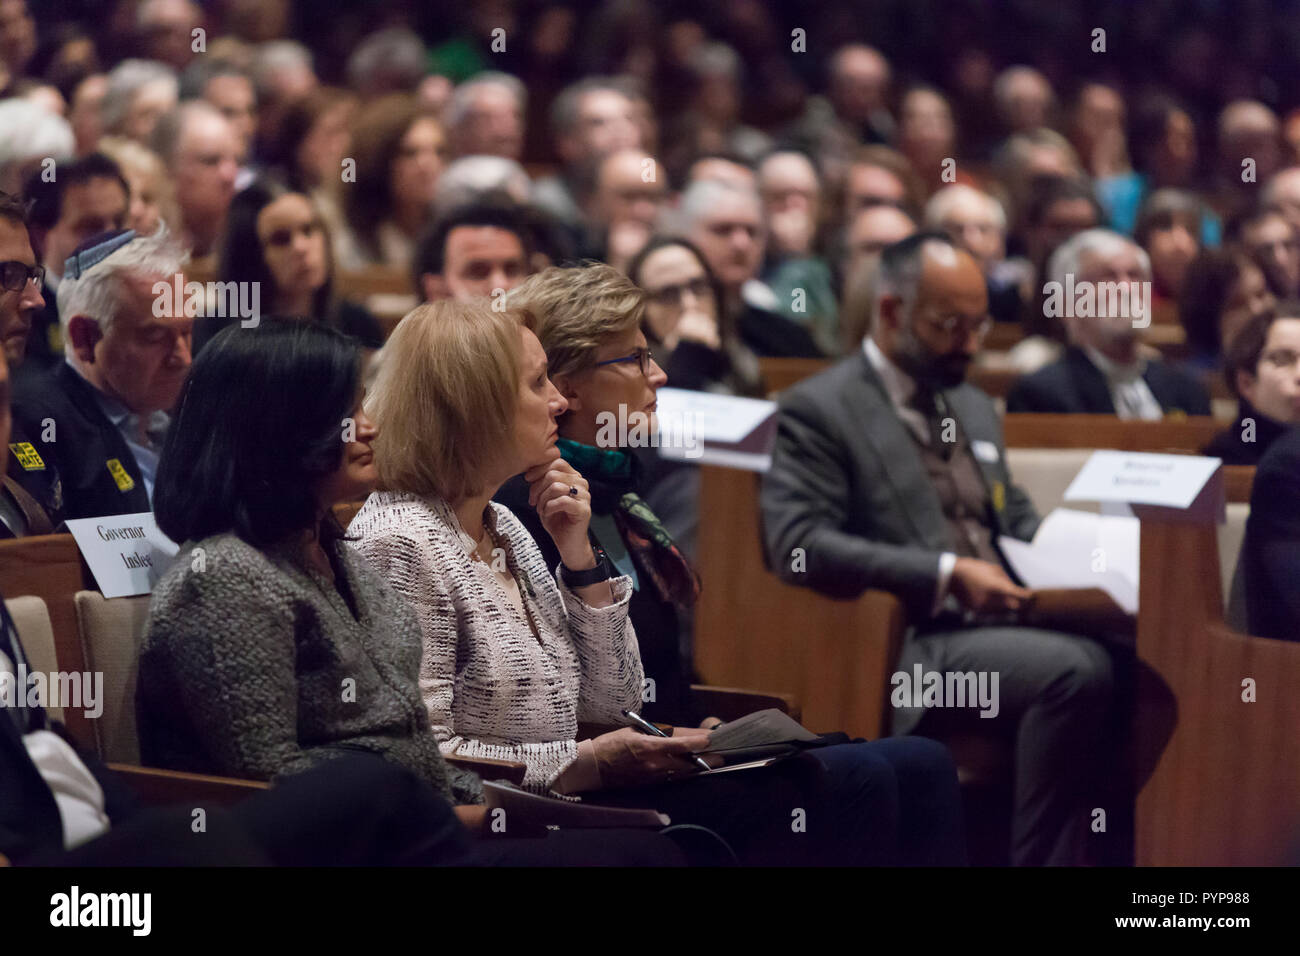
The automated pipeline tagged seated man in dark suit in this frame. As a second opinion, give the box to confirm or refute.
[0,192,63,535]
[682,178,825,360]
[20,153,130,369]
[1007,228,1211,418]
[1240,424,1300,642]
[12,229,193,521]
[761,233,1120,866]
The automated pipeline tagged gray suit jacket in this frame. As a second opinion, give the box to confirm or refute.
[760,350,1040,621]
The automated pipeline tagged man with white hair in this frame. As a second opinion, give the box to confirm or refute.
[1006,229,1210,417]
[12,229,193,518]
[679,178,822,358]
[924,184,1027,322]
[100,59,179,144]
[446,72,526,161]
[0,98,75,195]
[435,155,532,212]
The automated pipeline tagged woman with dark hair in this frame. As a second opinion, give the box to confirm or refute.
[1178,245,1276,368]
[259,85,359,249]
[139,318,469,796]
[261,86,359,195]
[336,93,445,269]
[137,318,689,866]
[1203,305,1300,465]
[194,177,385,355]
[626,236,762,397]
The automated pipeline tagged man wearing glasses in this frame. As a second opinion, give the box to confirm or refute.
[761,232,1121,866]
[0,191,63,536]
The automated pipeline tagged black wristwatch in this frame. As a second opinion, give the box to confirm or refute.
[560,546,614,588]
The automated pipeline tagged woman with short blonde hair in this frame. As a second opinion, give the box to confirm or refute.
[368,300,530,502]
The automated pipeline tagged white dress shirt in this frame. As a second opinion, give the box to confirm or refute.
[1083,346,1163,420]
[863,337,959,615]
[1,646,110,850]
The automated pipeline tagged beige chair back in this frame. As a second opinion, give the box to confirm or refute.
[5,596,63,724]
[1005,448,1098,516]
[73,591,151,764]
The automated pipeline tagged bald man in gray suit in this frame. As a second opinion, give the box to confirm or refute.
[761,233,1121,866]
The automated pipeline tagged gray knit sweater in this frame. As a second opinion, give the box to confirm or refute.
[138,532,482,805]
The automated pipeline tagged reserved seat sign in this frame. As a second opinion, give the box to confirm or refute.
[64,513,179,598]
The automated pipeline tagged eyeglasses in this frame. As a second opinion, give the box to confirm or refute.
[0,261,44,293]
[918,313,993,340]
[593,347,655,376]
[646,276,712,309]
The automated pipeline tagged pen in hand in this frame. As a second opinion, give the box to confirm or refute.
[621,708,713,773]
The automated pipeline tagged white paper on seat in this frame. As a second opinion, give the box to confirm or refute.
[998,507,1140,614]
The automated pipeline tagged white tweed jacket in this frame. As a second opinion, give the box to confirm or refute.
[348,490,644,793]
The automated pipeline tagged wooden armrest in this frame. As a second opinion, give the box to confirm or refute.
[443,753,527,786]
[106,763,270,808]
[689,685,802,723]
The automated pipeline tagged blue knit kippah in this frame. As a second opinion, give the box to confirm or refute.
[64,229,138,280]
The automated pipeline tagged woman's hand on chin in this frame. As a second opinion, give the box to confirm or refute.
[524,455,593,568]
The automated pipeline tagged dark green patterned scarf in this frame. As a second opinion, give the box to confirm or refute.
[557,438,701,610]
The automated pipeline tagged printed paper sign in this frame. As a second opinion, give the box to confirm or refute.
[64,513,179,598]
[1063,451,1221,510]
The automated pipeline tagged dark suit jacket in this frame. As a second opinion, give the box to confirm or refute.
[1006,346,1211,416]
[0,598,138,863]
[4,412,65,533]
[11,362,152,521]
[737,303,825,359]
[1241,425,1300,642]
[760,350,1040,621]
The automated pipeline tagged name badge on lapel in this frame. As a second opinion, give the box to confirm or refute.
[971,439,1000,464]
[106,458,136,492]
[9,442,45,470]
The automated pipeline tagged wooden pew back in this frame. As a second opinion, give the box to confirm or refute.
[693,465,905,739]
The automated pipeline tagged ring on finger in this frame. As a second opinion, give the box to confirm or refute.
[568,485,579,498]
